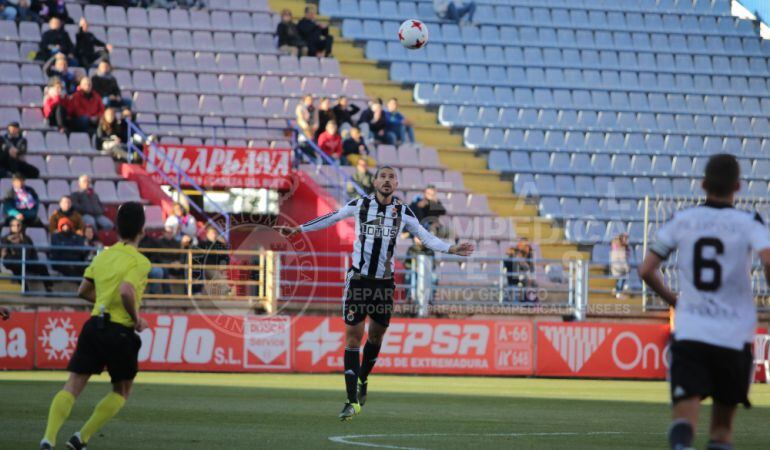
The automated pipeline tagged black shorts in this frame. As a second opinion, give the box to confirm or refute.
[343,270,395,327]
[669,339,754,408]
[67,316,142,383]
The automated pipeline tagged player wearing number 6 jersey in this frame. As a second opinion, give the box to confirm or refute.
[276,165,474,421]
[639,154,770,450]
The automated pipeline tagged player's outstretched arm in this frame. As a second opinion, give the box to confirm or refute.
[274,200,359,237]
[638,252,677,307]
[448,242,475,256]
[0,306,10,321]
[403,208,474,256]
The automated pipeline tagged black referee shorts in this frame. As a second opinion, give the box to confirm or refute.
[343,270,395,327]
[67,316,142,383]
[669,339,754,408]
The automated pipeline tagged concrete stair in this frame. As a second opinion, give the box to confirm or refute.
[268,0,592,283]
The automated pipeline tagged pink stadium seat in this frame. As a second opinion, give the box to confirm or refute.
[301,77,323,95]
[148,8,170,28]
[259,55,280,73]
[0,42,19,62]
[45,132,69,153]
[263,98,285,117]
[94,181,118,203]
[155,94,179,114]
[219,75,239,94]
[118,181,142,202]
[221,96,244,116]
[172,30,194,51]
[169,9,191,29]
[26,155,46,175]
[200,95,223,115]
[106,6,128,25]
[216,53,238,74]
[133,92,157,114]
[21,108,44,129]
[46,179,70,201]
[20,64,44,84]
[0,64,21,84]
[423,169,444,185]
[83,5,107,25]
[46,156,71,177]
[400,168,423,190]
[189,10,211,30]
[91,157,116,178]
[69,133,91,153]
[150,30,173,50]
[176,73,199,94]
[154,72,176,92]
[319,58,340,76]
[443,171,465,189]
[376,146,398,165]
[129,29,151,48]
[322,78,343,96]
[468,195,491,214]
[113,70,132,90]
[132,70,155,89]
[144,205,164,229]
[300,57,320,75]
[26,131,45,152]
[157,115,180,133]
[193,31,215,51]
[445,193,467,214]
[278,55,299,74]
[240,75,260,94]
[234,33,254,51]
[27,227,48,246]
[198,74,220,94]
[417,147,441,168]
[26,179,48,201]
[153,50,174,69]
[110,48,131,67]
[231,12,252,31]
[107,27,128,45]
[180,115,201,133]
[0,108,20,126]
[281,76,302,96]
[178,95,199,113]
[19,22,40,41]
[254,34,275,52]
[174,51,196,70]
[182,137,203,146]
[342,79,365,97]
[213,32,235,51]
[252,13,272,31]
[0,86,20,106]
[237,54,259,73]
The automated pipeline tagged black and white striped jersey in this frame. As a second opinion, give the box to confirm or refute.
[300,194,451,279]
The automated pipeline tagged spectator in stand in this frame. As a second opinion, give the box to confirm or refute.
[315,97,334,141]
[38,0,72,23]
[95,108,127,160]
[332,96,360,129]
[44,53,77,95]
[276,9,305,57]
[50,216,88,278]
[43,78,68,132]
[70,174,114,230]
[36,16,74,62]
[385,98,415,144]
[1,122,40,179]
[67,76,104,135]
[48,195,85,235]
[3,173,41,227]
[1,1,17,20]
[165,202,197,243]
[295,95,317,140]
[359,100,394,145]
[297,5,333,57]
[610,232,631,298]
[434,0,476,24]
[91,60,129,108]
[409,184,450,238]
[342,125,376,167]
[317,121,342,163]
[82,223,102,262]
[347,157,374,199]
[75,17,112,68]
[139,224,178,295]
[199,225,229,296]
[6,0,36,23]
[1,218,52,292]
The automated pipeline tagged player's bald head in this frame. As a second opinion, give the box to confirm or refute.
[703,153,740,198]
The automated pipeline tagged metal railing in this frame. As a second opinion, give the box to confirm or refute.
[126,119,232,243]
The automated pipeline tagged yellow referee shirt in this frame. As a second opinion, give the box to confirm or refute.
[84,242,152,328]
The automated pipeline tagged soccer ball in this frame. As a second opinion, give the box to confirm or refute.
[398,19,428,49]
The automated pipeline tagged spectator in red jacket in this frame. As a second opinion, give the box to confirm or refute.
[317,121,342,163]
[67,77,103,135]
[43,78,68,133]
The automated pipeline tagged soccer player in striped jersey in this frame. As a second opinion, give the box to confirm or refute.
[278,165,474,420]
[639,154,770,450]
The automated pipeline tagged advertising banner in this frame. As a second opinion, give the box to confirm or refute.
[536,322,671,379]
[0,311,35,370]
[144,144,292,189]
[292,316,534,375]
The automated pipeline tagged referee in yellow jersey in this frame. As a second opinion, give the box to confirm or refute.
[40,202,151,450]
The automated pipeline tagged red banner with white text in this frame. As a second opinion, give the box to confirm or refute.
[4,312,768,381]
[144,144,293,189]
[0,311,35,369]
[292,316,533,375]
[536,322,671,379]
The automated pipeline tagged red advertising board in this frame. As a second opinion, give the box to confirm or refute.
[293,316,533,375]
[35,311,90,369]
[536,322,671,379]
[144,144,293,189]
[0,311,35,369]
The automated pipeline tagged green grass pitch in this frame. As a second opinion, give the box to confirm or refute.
[2,371,769,449]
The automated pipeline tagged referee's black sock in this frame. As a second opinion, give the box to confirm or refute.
[706,441,734,450]
[668,419,694,450]
[344,347,360,404]
[359,340,382,383]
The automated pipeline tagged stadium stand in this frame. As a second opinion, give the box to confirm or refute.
[317,0,770,299]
